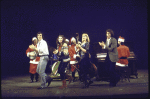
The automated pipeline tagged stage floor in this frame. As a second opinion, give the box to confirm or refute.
[1,69,148,98]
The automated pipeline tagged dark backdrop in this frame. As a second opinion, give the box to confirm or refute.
[1,0,148,76]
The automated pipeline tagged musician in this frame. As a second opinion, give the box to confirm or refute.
[29,32,53,89]
[116,36,130,67]
[53,35,72,88]
[57,42,71,89]
[77,33,92,88]
[26,37,40,83]
[54,35,65,54]
[68,37,80,82]
[99,29,120,87]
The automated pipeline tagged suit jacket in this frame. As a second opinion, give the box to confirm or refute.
[105,37,118,62]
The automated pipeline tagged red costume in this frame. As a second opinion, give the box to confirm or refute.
[26,45,40,74]
[116,36,130,67]
[68,39,79,72]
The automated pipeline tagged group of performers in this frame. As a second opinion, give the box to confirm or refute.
[26,29,130,89]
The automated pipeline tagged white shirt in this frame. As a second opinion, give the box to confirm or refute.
[37,39,49,56]
[104,37,111,49]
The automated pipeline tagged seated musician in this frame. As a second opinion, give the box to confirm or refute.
[116,36,130,67]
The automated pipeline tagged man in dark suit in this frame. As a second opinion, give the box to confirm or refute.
[99,29,120,87]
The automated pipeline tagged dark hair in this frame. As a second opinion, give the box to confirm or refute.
[56,35,66,46]
[106,29,114,37]
[37,31,44,39]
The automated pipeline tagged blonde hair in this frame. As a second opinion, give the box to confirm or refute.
[82,33,90,43]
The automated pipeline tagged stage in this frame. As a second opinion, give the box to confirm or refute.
[1,69,148,98]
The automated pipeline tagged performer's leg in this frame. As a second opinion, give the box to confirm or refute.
[37,57,49,88]
[72,72,76,82]
[86,75,94,88]
[59,73,67,89]
[30,73,34,83]
[65,73,73,84]
[82,73,88,88]
[35,73,39,82]
[79,63,84,82]
[109,61,120,86]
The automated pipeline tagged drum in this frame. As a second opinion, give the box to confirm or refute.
[29,51,37,60]
[51,61,61,75]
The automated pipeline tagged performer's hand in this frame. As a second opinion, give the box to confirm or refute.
[76,48,80,52]
[99,41,105,47]
[89,53,91,58]
[76,44,79,48]
[78,44,81,48]
[29,44,36,49]
[99,42,103,46]
[76,54,80,58]
[101,41,105,47]
[99,42,102,46]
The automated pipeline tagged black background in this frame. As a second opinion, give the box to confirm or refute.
[1,0,148,76]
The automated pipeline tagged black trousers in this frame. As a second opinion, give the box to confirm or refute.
[79,57,91,84]
[58,62,68,80]
[105,55,120,84]
[30,73,39,81]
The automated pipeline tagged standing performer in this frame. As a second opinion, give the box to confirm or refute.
[52,35,66,75]
[68,37,80,82]
[77,33,92,88]
[99,29,120,87]
[53,35,73,88]
[26,37,39,83]
[116,36,130,67]
[30,32,53,89]
[57,42,71,89]
[53,35,66,55]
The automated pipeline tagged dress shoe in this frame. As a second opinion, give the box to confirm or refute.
[86,81,93,88]
[35,80,38,82]
[37,87,46,89]
[113,77,120,86]
[29,80,33,83]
